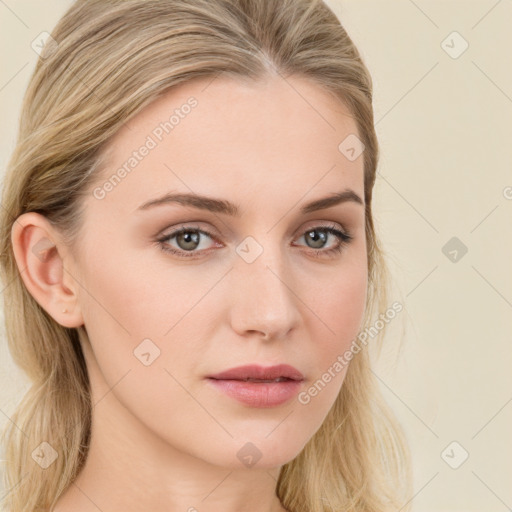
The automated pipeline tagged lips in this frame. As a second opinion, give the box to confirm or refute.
[207,364,304,382]
[206,364,304,408]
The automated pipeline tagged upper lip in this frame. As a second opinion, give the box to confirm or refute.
[208,364,304,381]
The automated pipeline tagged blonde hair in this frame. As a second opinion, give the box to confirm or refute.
[0,0,413,510]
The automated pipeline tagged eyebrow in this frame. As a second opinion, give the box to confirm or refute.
[137,189,364,216]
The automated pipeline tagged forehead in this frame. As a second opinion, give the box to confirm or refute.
[88,74,364,218]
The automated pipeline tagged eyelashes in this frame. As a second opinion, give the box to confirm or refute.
[155,223,353,260]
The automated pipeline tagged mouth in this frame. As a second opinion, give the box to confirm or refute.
[206,364,304,407]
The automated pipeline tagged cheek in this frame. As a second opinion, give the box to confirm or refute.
[75,244,225,393]
[328,265,368,346]
[77,243,215,339]
[306,250,368,357]
[295,251,368,416]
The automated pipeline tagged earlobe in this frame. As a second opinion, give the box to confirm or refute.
[10,212,84,328]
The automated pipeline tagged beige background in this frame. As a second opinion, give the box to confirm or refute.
[1,1,511,510]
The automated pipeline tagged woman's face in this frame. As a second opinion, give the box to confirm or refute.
[69,74,368,469]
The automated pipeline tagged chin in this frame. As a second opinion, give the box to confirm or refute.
[206,435,306,470]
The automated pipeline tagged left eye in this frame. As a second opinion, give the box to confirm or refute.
[156,224,352,258]
[295,225,352,254]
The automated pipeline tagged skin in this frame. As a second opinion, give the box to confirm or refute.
[12,74,368,512]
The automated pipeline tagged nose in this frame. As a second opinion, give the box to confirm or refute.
[228,244,301,341]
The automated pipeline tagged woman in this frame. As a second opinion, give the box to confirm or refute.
[0,0,412,510]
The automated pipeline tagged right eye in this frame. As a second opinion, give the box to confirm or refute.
[156,225,222,258]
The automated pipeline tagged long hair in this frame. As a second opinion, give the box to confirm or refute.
[0,1,413,510]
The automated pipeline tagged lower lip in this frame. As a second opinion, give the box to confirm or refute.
[206,378,302,407]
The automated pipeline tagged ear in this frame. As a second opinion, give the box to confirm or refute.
[10,212,84,328]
